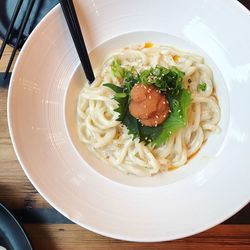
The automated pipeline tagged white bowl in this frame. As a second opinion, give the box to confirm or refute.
[65,31,229,187]
[8,0,250,242]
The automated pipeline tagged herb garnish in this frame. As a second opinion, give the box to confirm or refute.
[198,82,207,92]
[104,58,192,146]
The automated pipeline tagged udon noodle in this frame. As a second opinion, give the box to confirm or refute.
[76,44,220,176]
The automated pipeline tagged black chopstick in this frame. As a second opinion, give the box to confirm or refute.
[3,0,35,79]
[0,0,23,61]
[59,0,95,84]
[66,0,95,82]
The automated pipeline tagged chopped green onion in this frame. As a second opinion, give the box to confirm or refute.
[114,92,127,98]
[198,82,207,91]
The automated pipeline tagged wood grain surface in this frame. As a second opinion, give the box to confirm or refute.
[1,3,250,248]
[22,225,250,250]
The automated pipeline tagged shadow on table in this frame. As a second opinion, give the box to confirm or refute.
[0,184,58,249]
[22,224,58,250]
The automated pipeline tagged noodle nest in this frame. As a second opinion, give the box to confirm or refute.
[77,44,220,176]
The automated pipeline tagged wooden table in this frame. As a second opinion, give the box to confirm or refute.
[1,7,250,248]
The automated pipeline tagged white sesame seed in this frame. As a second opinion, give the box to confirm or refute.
[156,115,159,119]
[155,124,157,127]
[163,114,166,118]
[149,95,152,99]
[163,101,166,104]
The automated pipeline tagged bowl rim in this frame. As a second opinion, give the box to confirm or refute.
[7,0,250,242]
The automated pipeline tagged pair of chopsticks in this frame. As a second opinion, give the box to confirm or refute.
[0,0,35,80]
[59,0,95,84]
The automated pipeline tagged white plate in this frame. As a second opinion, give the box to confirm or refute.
[8,0,250,242]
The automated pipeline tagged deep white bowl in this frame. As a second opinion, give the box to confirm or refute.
[8,0,250,242]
